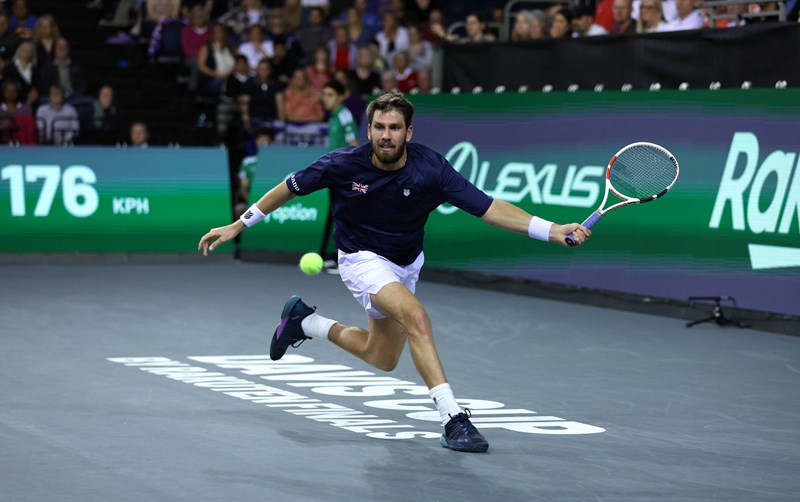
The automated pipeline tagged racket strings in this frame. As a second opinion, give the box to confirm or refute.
[610,145,677,199]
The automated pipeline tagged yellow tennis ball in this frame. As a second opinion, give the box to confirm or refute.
[299,252,324,275]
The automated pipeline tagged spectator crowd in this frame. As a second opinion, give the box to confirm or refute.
[0,0,791,147]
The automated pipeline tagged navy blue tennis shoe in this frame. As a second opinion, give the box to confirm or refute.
[440,409,489,453]
[270,295,315,361]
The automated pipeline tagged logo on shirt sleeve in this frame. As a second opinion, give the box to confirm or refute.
[290,174,301,192]
[351,182,369,194]
[403,189,410,197]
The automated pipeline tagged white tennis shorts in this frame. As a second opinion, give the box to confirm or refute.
[338,250,424,319]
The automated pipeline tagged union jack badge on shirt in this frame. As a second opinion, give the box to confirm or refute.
[351,182,369,193]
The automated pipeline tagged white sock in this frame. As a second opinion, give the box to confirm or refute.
[300,313,337,340]
[429,383,463,425]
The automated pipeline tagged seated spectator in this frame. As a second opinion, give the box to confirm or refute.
[343,6,373,47]
[439,11,496,43]
[529,10,550,39]
[270,40,297,86]
[375,11,408,61]
[379,69,397,93]
[609,0,636,34]
[36,84,79,145]
[92,84,122,145]
[9,0,37,40]
[572,5,609,36]
[550,7,573,38]
[415,66,431,93]
[637,0,669,32]
[349,46,380,108]
[224,54,252,101]
[391,51,417,94]
[662,0,705,31]
[218,0,271,42]
[196,24,237,96]
[281,67,324,123]
[129,120,149,147]
[406,25,432,74]
[218,54,251,141]
[32,14,59,65]
[298,7,332,63]
[245,58,284,129]
[511,10,535,41]
[238,24,273,72]
[181,5,212,90]
[0,79,37,144]
[39,37,86,98]
[304,43,332,92]
[0,11,21,59]
[351,0,380,36]
[7,40,38,104]
[421,8,445,43]
[633,0,678,25]
[282,0,303,33]
[460,11,496,43]
[366,38,386,72]
[594,0,616,30]
[265,13,303,64]
[328,25,356,71]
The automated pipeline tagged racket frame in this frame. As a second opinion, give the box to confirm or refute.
[565,142,680,247]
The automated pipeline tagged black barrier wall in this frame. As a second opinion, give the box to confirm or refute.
[442,23,800,92]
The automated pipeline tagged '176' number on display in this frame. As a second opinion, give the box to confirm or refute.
[1,165,99,218]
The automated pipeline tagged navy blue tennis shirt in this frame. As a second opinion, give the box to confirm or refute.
[286,142,494,265]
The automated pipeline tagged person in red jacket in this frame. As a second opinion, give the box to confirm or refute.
[594,0,617,30]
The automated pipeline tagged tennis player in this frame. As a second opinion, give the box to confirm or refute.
[198,91,591,453]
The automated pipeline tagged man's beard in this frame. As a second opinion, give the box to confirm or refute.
[372,139,405,165]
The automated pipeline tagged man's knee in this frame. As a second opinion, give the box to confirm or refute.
[400,305,431,340]
[373,357,399,372]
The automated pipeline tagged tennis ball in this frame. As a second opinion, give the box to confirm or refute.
[299,252,324,275]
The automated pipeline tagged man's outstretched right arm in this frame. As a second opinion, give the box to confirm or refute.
[198,181,296,256]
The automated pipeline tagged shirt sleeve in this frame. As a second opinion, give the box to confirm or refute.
[285,152,334,195]
[439,157,493,217]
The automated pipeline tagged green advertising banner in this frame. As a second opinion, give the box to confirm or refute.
[0,147,231,253]
[243,146,331,252]
[244,89,800,317]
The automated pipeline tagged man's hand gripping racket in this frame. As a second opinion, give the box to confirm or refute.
[565,142,680,247]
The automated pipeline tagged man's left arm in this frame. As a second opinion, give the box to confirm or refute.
[479,199,591,248]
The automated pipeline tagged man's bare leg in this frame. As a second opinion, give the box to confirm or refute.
[293,285,489,452]
[328,317,407,372]
[329,282,446,388]
[368,282,447,388]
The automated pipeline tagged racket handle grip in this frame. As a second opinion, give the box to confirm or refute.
[565,211,602,247]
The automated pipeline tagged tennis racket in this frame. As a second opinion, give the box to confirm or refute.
[565,142,679,247]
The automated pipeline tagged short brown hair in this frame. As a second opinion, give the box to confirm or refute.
[366,91,414,128]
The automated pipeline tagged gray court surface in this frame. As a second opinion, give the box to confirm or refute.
[1,262,799,502]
